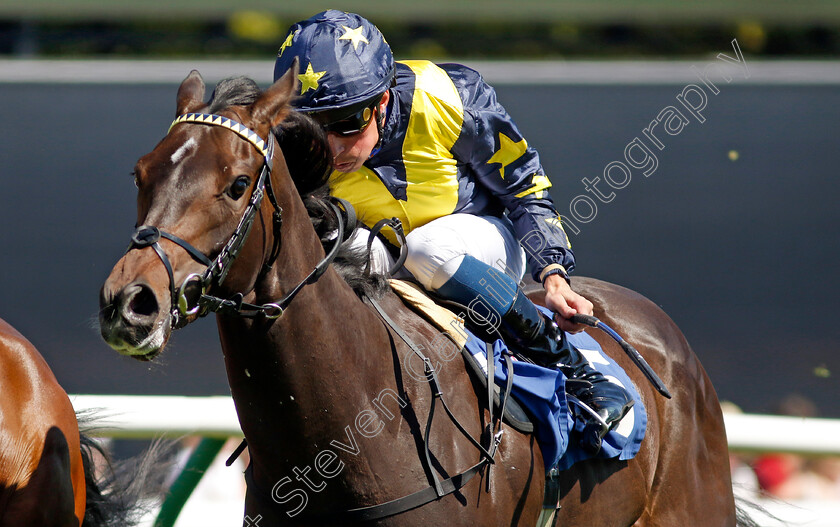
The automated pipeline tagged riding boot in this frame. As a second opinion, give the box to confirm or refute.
[500,289,635,455]
[431,255,634,454]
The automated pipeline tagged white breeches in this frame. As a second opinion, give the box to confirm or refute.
[346,213,527,291]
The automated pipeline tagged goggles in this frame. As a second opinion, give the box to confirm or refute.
[311,96,382,136]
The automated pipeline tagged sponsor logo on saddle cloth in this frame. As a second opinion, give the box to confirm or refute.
[388,280,647,471]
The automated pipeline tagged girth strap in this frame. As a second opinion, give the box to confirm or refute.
[485,345,515,491]
[229,290,525,523]
[344,460,487,522]
[239,292,509,523]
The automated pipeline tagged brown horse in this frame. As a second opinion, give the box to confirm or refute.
[99,67,739,526]
[0,317,85,526]
[0,317,151,526]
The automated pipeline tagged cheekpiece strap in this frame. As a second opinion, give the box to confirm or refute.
[169,113,270,159]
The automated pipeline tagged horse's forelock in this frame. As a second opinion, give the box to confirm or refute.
[206,76,263,113]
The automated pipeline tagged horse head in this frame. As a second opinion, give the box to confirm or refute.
[99,64,302,360]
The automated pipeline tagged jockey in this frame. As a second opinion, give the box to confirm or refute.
[273,10,632,454]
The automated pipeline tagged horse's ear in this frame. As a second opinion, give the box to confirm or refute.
[251,58,299,129]
[176,70,206,116]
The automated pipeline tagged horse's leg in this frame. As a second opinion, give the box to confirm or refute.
[2,427,79,527]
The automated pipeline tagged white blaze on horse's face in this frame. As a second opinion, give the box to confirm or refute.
[170,137,197,165]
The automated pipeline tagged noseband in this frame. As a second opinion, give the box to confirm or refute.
[126,112,346,327]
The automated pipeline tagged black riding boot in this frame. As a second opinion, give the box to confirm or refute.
[500,290,635,455]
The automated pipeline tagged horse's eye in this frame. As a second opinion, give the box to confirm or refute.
[229,176,251,200]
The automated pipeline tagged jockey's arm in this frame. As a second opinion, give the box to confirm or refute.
[447,64,594,329]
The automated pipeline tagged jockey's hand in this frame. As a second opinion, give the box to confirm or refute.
[543,274,594,334]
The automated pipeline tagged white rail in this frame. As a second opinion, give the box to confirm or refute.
[70,395,840,455]
[723,413,840,455]
[71,395,241,438]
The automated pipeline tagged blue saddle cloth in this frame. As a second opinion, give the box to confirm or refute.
[462,307,647,471]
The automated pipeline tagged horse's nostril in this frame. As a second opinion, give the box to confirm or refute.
[123,284,159,321]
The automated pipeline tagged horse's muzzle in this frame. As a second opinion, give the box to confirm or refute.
[99,281,170,359]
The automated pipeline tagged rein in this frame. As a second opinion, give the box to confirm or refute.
[126,113,346,327]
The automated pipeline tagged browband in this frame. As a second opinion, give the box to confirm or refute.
[169,113,270,158]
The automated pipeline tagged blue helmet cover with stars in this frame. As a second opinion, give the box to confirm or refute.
[273,10,395,115]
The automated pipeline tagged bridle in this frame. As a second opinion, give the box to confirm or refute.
[126,112,346,327]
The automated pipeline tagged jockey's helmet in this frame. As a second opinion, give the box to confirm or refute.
[273,10,395,133]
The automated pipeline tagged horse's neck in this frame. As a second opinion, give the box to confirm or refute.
[218,206,389,474]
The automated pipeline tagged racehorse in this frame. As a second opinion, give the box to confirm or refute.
[0,317,148,526]
[98,65,741,526]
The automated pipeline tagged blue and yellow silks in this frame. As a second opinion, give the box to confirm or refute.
[328,60,575,280]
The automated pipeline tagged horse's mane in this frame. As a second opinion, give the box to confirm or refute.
[208,77,388,299]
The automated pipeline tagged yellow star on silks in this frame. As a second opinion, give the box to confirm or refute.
[298,62,326,94]
[277,30,298,58]
[487,132,528,179]
[338,25,369,50]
